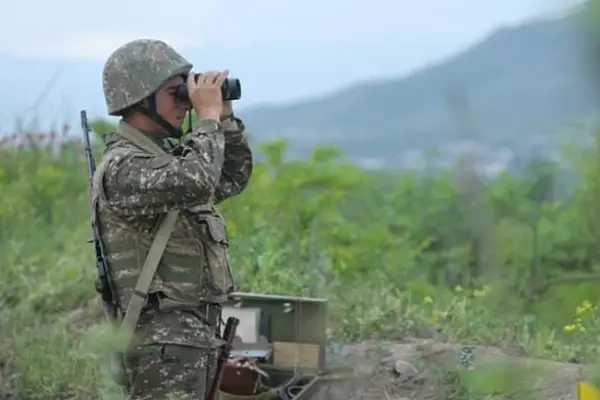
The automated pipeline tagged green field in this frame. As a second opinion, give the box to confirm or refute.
[3,120,600,398]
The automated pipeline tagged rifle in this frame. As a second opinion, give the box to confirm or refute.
[80,110,118,320]
[206,316,240,400]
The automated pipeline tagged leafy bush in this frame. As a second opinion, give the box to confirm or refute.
[3,121,600,397]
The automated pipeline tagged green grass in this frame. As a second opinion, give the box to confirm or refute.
[4,123,600,398]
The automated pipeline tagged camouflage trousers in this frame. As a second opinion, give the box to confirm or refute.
[122,342,217,400]
[118,307,222,400]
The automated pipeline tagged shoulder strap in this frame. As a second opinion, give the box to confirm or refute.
[112,121,180,333]
[120,209,179,333]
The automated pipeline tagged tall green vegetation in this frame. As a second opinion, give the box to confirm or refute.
[2,120,600,398]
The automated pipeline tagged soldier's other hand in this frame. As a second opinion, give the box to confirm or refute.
[187,70,228,121]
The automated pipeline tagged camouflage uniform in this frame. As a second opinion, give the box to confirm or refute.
[91,39,253,400]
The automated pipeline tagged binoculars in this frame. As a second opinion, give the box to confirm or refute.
[173,74,242,102]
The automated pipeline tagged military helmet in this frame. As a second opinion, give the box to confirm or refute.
[102,39,193,116]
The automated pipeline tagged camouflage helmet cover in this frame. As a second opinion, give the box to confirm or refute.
[102,39,193,115]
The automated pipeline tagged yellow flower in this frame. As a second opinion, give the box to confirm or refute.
[423,296,433,305]
[576,300,593,315]
[564,321,586,333]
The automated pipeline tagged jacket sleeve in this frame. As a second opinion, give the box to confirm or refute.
[102,119,227,216]
[214,117,254,205]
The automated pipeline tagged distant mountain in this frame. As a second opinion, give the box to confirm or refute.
[2,10,600,171]
[237,10,600,169]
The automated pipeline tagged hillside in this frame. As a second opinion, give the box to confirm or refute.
[1,10,599,171]
[238,10,600,168]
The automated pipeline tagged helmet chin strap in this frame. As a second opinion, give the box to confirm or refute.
[136,93,184,139]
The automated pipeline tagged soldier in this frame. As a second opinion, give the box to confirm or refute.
[91,39,253,399]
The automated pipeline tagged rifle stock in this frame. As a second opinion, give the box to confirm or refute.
[206,316,240,400]
[80,110,118,319]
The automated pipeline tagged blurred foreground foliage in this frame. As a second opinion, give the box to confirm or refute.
[3,120,600,398]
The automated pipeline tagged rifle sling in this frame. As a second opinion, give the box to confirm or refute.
[121,210,179,333]
[117,122,179,334]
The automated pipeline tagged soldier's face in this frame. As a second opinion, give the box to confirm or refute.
[155,75,189,128]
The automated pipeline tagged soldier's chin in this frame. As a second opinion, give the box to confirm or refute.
[170,120,184,130]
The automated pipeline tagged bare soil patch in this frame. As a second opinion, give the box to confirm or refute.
[319,339,588,400]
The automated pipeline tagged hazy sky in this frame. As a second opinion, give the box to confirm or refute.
[3,0,579,59]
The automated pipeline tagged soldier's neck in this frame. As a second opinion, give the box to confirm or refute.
[123,118,170,146]
[139,128,170,147]
[118,120,170,153]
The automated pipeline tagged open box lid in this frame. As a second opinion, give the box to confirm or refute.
[222,291,328,374]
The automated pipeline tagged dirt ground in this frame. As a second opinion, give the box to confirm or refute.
[0,337,591,399]
[314,339,588,400]
[3,302,592,399]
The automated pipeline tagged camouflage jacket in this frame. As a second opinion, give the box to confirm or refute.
[90,118,253,321]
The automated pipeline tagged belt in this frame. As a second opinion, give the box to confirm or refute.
[143,292,223,328]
